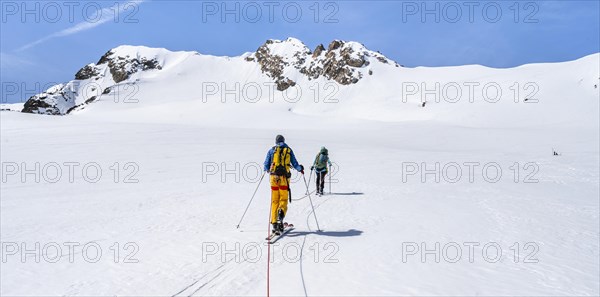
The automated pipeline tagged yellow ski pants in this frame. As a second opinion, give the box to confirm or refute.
[270,175,289,224]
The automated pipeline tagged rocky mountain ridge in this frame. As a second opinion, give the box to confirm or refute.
[20,38,398,115]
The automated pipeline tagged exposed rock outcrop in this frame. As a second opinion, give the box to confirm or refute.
[312,44,325,58]
[75,65,100,80]
[98,50,162,83]
[247,38,396,90]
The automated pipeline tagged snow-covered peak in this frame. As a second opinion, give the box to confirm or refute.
[254,38,311,65]
[106,45,173,58]
[21,37,402,115]
[98,45,198,68]
[263,37,310,54]
[22,46,174,115]
[244,38,399,90]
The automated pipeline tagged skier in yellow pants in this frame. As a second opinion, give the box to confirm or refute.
[263,135,304,235]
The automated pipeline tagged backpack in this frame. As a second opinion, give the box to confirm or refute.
[270,146,291,178]
[314,152,328,170]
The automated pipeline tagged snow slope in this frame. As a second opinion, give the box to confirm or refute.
[1,41,599,296]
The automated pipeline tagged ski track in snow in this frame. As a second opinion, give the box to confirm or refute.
[171,263,226,297]
[298,192,335,297]
[1,114,598,296]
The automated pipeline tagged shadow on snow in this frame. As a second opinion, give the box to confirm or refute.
[287,229,363,238]
[326,192,364,196]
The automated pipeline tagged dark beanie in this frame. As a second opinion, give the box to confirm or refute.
[275,135,285,143]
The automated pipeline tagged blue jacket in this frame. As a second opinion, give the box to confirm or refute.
[264,142,302,172]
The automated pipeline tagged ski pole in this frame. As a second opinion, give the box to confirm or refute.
[302,173,321,231]
[306,168,313,195]
[328,164,331,194]
[236,171,266,229]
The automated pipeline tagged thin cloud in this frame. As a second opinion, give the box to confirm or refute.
[0,52,34,69]
[17,0,145,51]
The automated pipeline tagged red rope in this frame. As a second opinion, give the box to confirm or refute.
[267,236,271,297]
[267,187,273,297]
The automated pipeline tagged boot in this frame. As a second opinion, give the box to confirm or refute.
[272,223,280,235]
[277,209,285,232]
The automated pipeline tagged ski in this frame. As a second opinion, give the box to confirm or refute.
[265,223,294,243]
[268,227,294,244]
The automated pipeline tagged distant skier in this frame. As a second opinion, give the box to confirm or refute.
[311,146,332,195]
[264,135,304,234]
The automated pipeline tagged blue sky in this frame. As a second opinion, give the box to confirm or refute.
[1,0,599,103]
